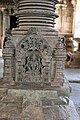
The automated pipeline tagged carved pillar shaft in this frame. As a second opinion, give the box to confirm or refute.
[12,0,59,38]
[17,0,58,28]
[55,4,63,33]
[3,9,7,38]
[56,2,73,34]
[65,3,73,33]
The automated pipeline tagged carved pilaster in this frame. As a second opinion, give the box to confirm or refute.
[3,32,15,82]
[52,38,66,86]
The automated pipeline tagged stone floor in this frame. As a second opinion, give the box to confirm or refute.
[0,49,80,119]
[65,68,80,117]
[65,68,80,119]
[65,68,80,82]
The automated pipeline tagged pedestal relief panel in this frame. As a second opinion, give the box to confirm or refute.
[16,28,52,83]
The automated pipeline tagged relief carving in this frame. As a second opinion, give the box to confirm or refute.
[16,28,52,82]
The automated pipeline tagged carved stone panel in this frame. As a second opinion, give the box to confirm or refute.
[16,28,52,83]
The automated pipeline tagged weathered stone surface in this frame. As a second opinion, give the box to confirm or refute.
[7,89,70,119]
[0,88,7,96]
[0,95,23,119]
[1,97,22,111]
[3,27,67,89]
[1,0,72,119]
[15,28,52,83]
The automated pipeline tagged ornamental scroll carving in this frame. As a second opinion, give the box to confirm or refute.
[16,28,52,82]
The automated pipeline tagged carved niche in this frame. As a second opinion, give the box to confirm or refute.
[16,28,52,83]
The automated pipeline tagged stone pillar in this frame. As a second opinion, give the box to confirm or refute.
[12,0,59,41]
[65,1,73,33]
[2,8,10,47]
[56,1,73,35]
[1,0,72,119]
[55,4,67,33]
[3,9,10,29]
[18,0,58,28]
[0,10,2,48]
[55,4,62,32]
[74,0,80,38]
[1,10,3,49]
[3,9,7,39]
[69,0,80,68]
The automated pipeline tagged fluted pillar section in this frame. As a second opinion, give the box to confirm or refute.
[18,0,58,28]
[12,0,58,36]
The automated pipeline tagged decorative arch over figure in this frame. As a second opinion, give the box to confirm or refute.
[16,28,52,83]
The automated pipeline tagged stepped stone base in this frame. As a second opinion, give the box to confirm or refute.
[0,87,79,120]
